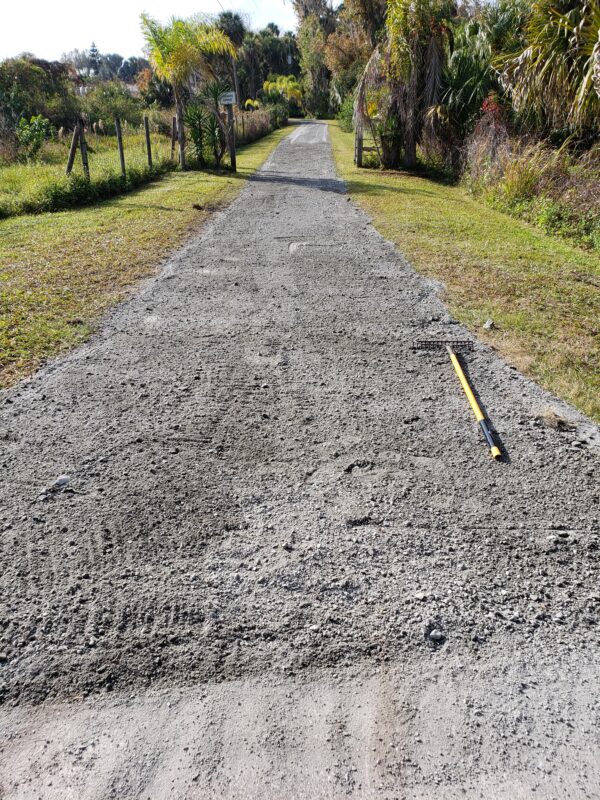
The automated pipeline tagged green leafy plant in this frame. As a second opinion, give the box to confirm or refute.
[502,0,600,132]
[83,82,143,132]
[336,95,354,132]
[15,115,52,162]
[140,14,235,169]
[184,102,209,166]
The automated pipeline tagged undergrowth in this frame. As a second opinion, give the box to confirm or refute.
[463,118,600,251]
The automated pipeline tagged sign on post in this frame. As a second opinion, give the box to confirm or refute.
[219,92,237,173]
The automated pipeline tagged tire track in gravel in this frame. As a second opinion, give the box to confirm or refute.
[0,120,599,798]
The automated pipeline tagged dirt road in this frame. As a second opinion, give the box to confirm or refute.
[1,121,599,798]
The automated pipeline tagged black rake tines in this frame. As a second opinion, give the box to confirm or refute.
[412,339,474,352]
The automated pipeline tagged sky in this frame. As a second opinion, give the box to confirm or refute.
[0,0,298,61]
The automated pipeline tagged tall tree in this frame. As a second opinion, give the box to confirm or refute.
[217,11,246,105]
[88,42,102,76]
[294,0,336,116]
[141,14,235,169]
[118,56,150,83]
[343,0,387,47]
[386,0,456,167]
[298,14,331,116]
[324,6,373,98]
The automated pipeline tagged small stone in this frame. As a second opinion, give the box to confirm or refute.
[483,319,494,330]
[53,474,71,488]
[429,629,444,642]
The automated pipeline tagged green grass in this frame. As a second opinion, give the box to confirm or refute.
[0,125,294,387]
[0,134,175,218]
[328,122,600,422]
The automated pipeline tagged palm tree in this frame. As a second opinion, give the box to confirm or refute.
[217,12,246,105]
[386,0,456,168]
[502,0,600,132]
[141,14,235,169]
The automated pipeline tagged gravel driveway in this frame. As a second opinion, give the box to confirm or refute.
[1,121,599,798]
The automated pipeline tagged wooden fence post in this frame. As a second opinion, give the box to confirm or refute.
[355,127,363,168]
[79,121,90,179]
[226,103,236,173]
[170,116,177,161]
[115,117,126,179]
[66,123,81,175]
[144,116,153,169]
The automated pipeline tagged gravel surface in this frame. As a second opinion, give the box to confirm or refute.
[1,121,599,797]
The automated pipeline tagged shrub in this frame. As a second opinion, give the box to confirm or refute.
[262,74,303,116]
[145,107,175,136]
[83,81,143,133]
[465,120,600,250]
[184,103,209,166]
[265,100,288,128]
[15,115,52,162]
[0,57,80,129]
[336,96,354,132]
[0,160,175,219]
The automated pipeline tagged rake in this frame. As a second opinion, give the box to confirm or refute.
[414,339,502,461]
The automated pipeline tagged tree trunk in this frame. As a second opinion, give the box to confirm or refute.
[402,49,419,170]
[403,131,417,169]
[232,56,241,107]
[381,134,402,169]
[176,94,186,171]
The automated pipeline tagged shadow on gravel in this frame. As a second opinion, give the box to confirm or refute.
[250,172,346,194]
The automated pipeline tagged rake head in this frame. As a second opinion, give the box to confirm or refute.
[413,339,474,352]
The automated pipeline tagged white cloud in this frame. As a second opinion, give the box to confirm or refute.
[1,0,298,61]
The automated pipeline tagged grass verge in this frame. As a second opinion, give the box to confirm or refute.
[328,122,600,423]
[0,133,175,218]
[0,125,294,388]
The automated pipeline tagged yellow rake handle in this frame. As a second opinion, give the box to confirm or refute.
[447,346,502,460]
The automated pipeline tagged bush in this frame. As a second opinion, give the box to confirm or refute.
[184,103,209,166]
[465,118,600,250]
[265,100,288,128]
[83,82,143,133]
[0,57,80,130]
[15,115,53,162]
[336,96,354,132]
[262,75,303,117]
[145,107,174,136]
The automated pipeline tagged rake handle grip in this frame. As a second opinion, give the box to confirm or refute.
[447,346,502,460]
[479,419,502,460]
